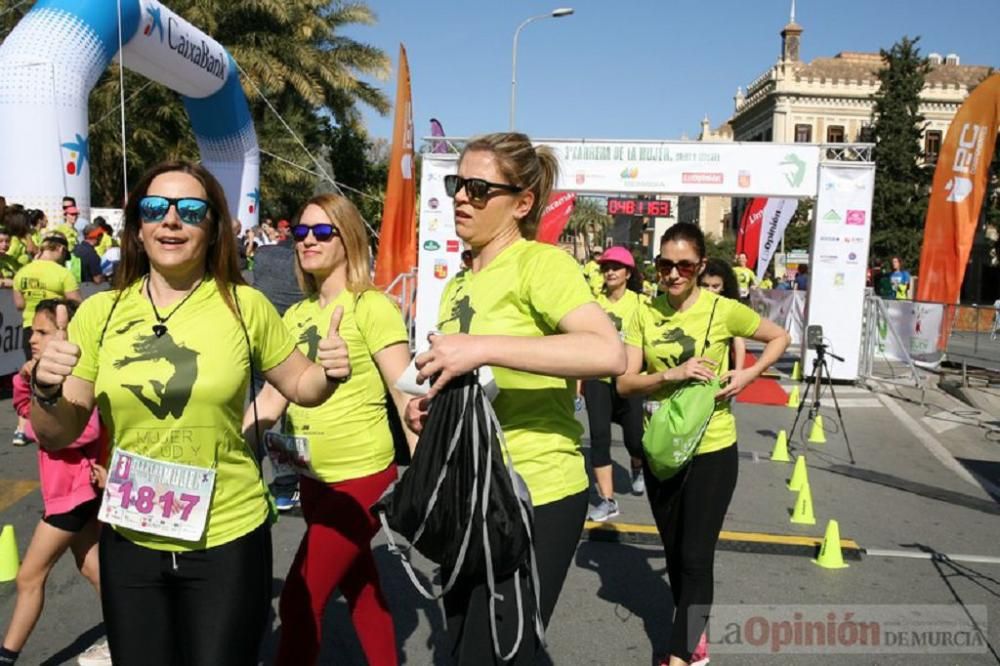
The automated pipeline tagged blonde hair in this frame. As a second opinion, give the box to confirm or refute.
[461,132,559,240]
[293,193,374,296]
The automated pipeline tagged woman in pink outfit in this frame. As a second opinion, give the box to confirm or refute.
[0,299,109,666]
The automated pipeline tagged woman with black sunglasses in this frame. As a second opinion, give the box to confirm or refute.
[405,132,626,663]
[617,222,789,666]
[29,161,351,666]
[246,193,415,666]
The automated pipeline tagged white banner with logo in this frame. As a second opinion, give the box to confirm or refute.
[804,165,875,380]
[756,198,797,281]
[539,141,821,197]
[414,154,462,349]
[875,300,945,364]
[750,289,806,346]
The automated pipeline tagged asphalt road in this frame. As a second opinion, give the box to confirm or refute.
[2,374,1000,665]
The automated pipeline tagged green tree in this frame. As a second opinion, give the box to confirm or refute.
[565,198,611,256]
[783,198,813,250]
[870,36,931,271]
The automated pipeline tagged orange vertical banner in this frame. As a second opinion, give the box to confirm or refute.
[916,73,1000,304]
[374,44,416,289]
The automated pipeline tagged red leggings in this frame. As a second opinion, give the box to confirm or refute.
[276,465,399,666]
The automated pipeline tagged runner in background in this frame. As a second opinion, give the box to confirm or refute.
[12,235,81,447]
[0,299,110,666]
[249,228,302,511]
[247,193,414,666]
[699,258,747,372]
[405,132,626,663]
[889,256,911,300]
[584,245,647,523]
[582,247,604,296]
[731,252,756,302]
[618,223,789,666]
[29,160,352,666]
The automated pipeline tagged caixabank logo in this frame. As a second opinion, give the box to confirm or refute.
[61,133,88,177]
[246,189,260,215]
[143,3,164,41]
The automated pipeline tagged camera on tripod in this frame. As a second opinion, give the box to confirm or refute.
[807,324,825,349]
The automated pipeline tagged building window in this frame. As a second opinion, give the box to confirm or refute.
[925,130,943,161]
[827,125,845,143]
[858,125,875,143]
[794,124,812,143]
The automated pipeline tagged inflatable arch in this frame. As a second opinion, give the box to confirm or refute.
[0,0,259,228]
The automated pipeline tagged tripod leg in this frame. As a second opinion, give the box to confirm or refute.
[822,361,856,465]
[788,376,814,453]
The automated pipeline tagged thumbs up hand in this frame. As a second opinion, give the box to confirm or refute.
[316,305,351,382]
[34,303,81,393]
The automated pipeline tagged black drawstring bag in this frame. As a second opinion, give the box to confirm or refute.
[372,372,544,660]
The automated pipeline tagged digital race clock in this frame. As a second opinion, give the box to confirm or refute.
[606,197,672,218]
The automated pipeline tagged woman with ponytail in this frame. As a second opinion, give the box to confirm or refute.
[405,132,626,663]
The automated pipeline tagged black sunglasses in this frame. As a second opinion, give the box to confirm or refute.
[138,196,212,225]
[656,259,701,277]
[444,175,522,204]
[291,223,340,242]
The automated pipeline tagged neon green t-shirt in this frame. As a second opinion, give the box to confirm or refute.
[624,289,761,455]
[96,233,115,258]
[437,240,595,506]
[583,260,604,297]
[733,266,756,298]
[0,254,20,279]
[51,224,78,250]
[14,260,79,326]
[70,280,296,551]
[283,289,408,483]
[8,236,32,266]
[595,289,643,383]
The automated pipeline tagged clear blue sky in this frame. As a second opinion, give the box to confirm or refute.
[344,0,999,143]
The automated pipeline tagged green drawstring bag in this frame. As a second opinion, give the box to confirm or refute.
[642,299,727,480]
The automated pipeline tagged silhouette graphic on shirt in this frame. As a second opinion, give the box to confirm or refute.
[298,324,321,362]
[608,312,624,332]
[115,331,199,420]
[115,318,145,336]
[438,293,476,334]
[653,326,697,368]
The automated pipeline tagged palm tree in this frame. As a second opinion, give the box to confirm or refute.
[564,197,611,258]
[84,0,391,208]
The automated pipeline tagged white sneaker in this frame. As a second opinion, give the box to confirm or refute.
[587,497,620,522]
[78,639,112,666]
[630,468,645,495]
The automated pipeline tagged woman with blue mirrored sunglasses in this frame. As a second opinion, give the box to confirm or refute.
[138,195,212,226]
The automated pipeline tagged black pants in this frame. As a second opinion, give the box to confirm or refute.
[644,444,739,662]
[583,379,644,467]
[20,326,31,361]
[100,521,273,666]
[443,489,588,664]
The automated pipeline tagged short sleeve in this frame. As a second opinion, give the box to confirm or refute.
[238,286,296,372]
[69,291,116,382]
[523,246,595,330]
[63,268,79,293]
[357,291,408,355]
[725,299,762,339]
[623,305,645,348]
[12,266,25,294]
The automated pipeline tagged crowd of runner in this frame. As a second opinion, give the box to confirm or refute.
[1,132,791,666]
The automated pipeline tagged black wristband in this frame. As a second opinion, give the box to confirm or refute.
[30,362,62,406]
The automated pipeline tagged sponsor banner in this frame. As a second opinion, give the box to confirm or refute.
[540,141,820,197]
[875,300,945,364]
[414,154,462,349]
[736,198,767,268]
[750,289,806,346]
[755,198,797,281]
[918,73,1000,304]
[374,44,417,289]
[805,165,875,380]
[536,192,577,244]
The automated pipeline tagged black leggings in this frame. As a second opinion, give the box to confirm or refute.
[644,444,739,662]
[582,379,644,467]
[100,521,273,666]
[443,489,588,665]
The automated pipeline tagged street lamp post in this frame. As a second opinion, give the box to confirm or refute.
[510,7,574,131]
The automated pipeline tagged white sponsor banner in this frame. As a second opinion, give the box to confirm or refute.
[539,141,821,197]
[876,300,945,363]
[414,155,462,350]
[750,289,806,346]
[756,198,797,281]
[805,165,875,381]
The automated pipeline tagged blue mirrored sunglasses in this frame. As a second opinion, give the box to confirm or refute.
[291,223,340,242]
[138,196,212,225]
